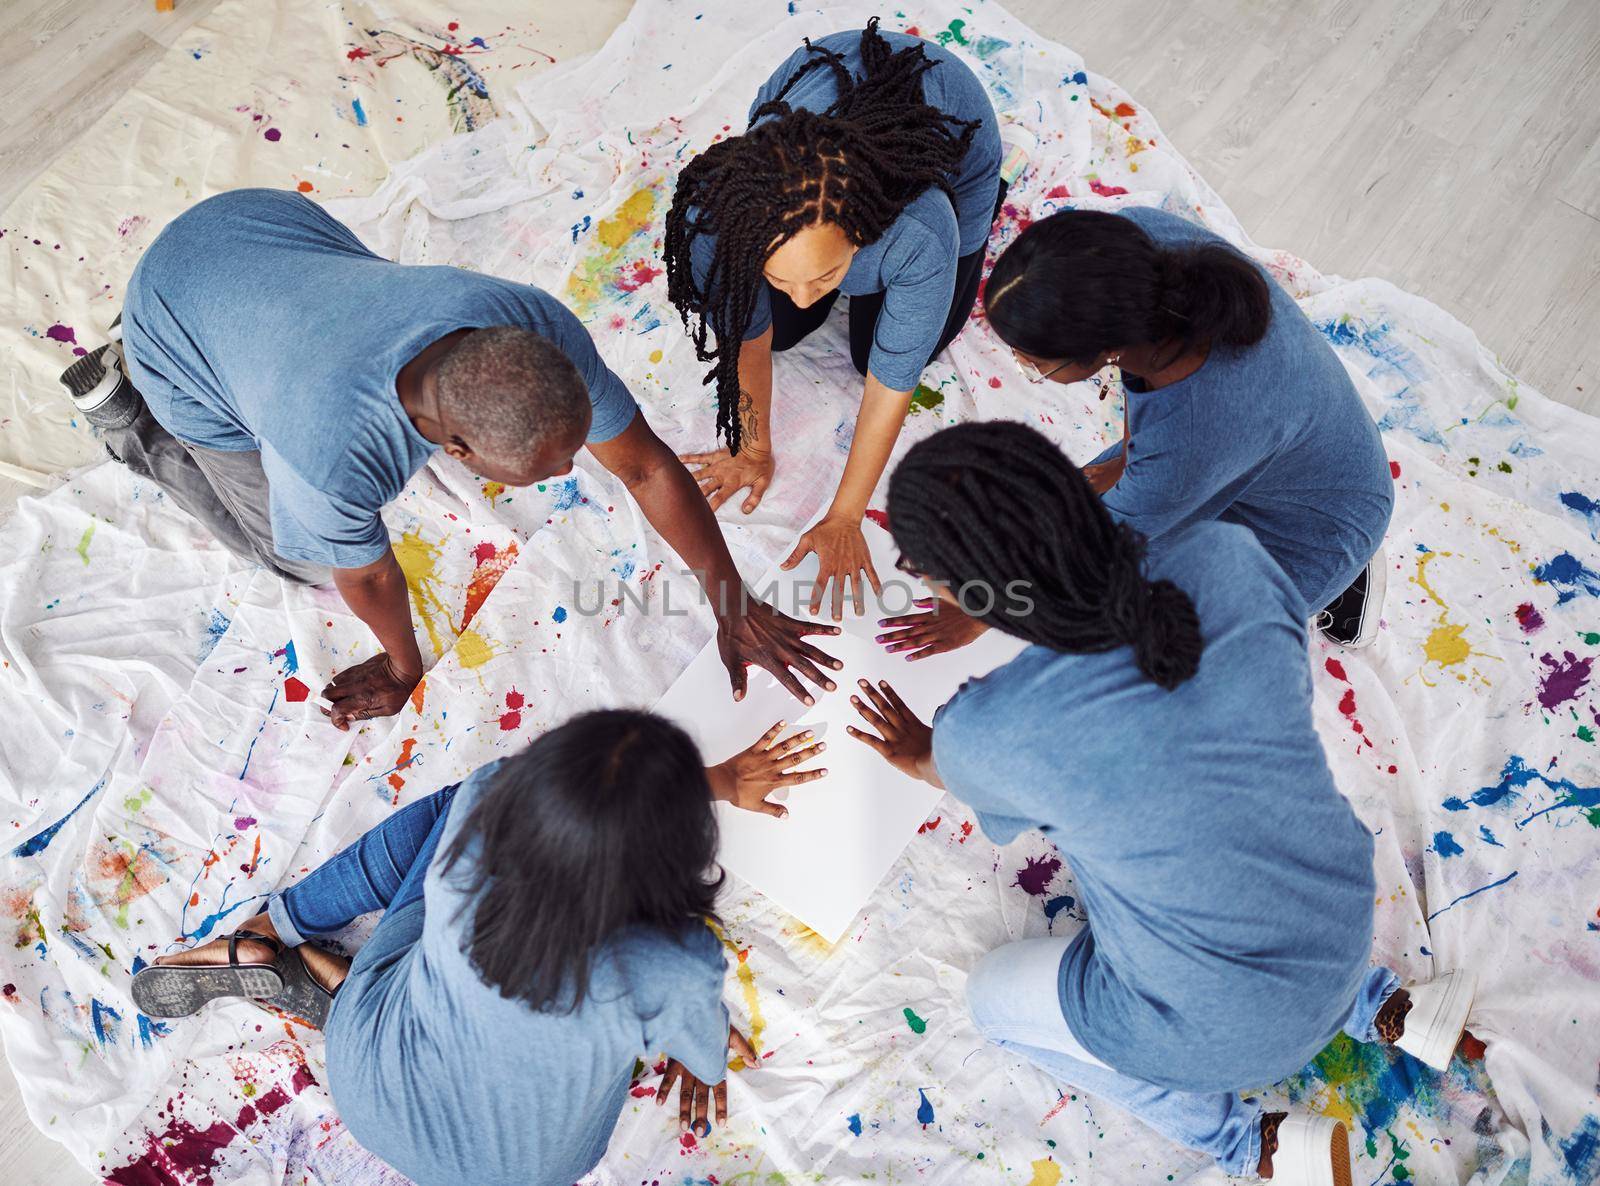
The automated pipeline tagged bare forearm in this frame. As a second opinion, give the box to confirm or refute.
[827,374,910,520]
[332,553,424,677]
[736,330,775,456]
[630,455,744,615]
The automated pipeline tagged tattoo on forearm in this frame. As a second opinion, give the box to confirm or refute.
[739,388,759,444]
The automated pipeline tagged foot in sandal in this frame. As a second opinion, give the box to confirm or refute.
[133,912,351,1029]
[1257,1112,1352,1185]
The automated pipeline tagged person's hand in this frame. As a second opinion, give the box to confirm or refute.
[708,722,827,818]
[718,597,842,706]
[658,1026,759,1136]
[780,516,881,620]
[876,597,990,660]
[319,653,421,730]
[846,678,935,781]
[1083,452,1126,493]
[679,446,775,515]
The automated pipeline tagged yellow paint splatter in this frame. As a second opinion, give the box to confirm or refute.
[392,530,454,656]
[648,349,663,364]
[481,480,506,506]
[1411,550,1496,686]
[709,922,765,1065]
[597,188,656,249]
[566,182,662,315]
[455,629,495,669]
[1026,1161,1063,1186]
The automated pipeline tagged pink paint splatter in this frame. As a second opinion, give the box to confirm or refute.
[116,215,148,239]
[263,127,282,142]
[615,259,664,292]
[1087,178,1129,197]
[1014,853,1061,896]
[1535,651,1594,711]
[1514,602,1545,634]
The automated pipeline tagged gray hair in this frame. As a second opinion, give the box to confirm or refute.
[434,327,591,461]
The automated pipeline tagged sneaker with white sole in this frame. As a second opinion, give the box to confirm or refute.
[1316,544,1387,648]
[1392,969,1477,1071]
[1267,1114,1352,1186]
[999,122,1037,186]
[58,334,142,431]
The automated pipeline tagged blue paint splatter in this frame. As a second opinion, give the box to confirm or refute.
[12,777,107,857]
[847,1113,862,1136]
[1533,552,1600,605]
[916,1088,935,1126]
[135,1013,171,1048]
[1066,70,1088,85]
[1478,825,1502,847]
[1044,894,1075,933]
[551,606,568,624]
[1558,490,1600,538]
[1444,754,1600,828]
[1431,830,1463,858]
[1425,870,1518,922]
[198,608,232,661]
[238,686,280,780]
[1554,1114,1600,1183]
[351,97,368,126]
[277,640,298,675]
[550,478,583,511]
[91,998,123,1048]
[570,215,591,243]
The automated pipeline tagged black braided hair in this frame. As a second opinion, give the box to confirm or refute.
[887,422,1203,690]
[664,18,980,453]
[985,209,1271,367]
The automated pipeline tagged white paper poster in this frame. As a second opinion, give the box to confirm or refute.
[653,520,1025,941]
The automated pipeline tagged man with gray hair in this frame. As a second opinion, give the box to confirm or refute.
[64,188,840,725]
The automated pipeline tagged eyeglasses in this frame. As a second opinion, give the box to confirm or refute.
[1013,352,1074,384]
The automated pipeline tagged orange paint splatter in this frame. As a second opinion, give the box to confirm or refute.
[461,540,518,631]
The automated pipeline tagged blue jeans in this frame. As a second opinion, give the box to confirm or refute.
[965,938,1401,1175]
[266,785,458,948]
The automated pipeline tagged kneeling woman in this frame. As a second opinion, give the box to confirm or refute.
[850,424,1474,1184]
[132,712,824,1186]
[983,206,1394,647]
[665,18,1017,617]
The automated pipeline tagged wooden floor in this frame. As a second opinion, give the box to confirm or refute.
[1,1,1597,1181]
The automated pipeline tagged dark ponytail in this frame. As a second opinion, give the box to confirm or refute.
[887,422,1202,689]
[985,209,1270,366]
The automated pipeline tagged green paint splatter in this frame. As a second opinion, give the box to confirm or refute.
[76,522,95,564]
[1496,460,1513,473]
[935,18,969,45]
[908,384,944,415]
[1389,1129,1412,1179]
[902,1006,927,1034]
[122,788,152,815]
[1580,631,1600,646]
[1580,725,1596,743]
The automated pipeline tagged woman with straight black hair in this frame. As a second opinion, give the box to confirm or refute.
[883,205,1392,658]
[131,711,826,1186]
[848,423,1475,1185]
[665,18,1029,619]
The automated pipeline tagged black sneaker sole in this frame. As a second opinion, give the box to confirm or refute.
[59,344,142,431]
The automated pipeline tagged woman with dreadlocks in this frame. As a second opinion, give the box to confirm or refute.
[664,18,1026,619]
[846,422,1478,1186]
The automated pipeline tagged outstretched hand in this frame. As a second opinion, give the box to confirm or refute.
[780,517,882,621]
[319,653,420,730]
[718,597,842,706]
[708,721,827,818]
[845,678,938,784]
[658,1025,759,1136]
[680,446,775,515]
[876,597,990,660]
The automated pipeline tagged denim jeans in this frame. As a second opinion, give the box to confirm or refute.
[965,938,1401,1175]
[266,785,458,947]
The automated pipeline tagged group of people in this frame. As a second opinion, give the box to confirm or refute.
[60,20,1474,1186]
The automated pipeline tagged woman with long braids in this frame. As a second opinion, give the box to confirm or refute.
[664,18,1026,618]
[131,711,826,1186]
[882,206,1392,659]
[848,423,1476,1185]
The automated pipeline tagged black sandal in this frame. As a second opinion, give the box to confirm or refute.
[132,932,287,1018]
[263,946,339,1029]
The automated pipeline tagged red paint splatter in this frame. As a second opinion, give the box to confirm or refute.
[629,1085,656,1098]
[1389,460,1401,479]
[499,687,524,732]
[988,376,1002,388]
[347,47,370,61]
[1325,658,1374,747]
[1324,657,1348,681]
[958,820,974,843]
[1514,602,1545,634]
[448,20,460,30]
[904,25,920,35]
[296,181,314,193]
[461,540,518,630]
[679,1131,698,1151]
[1045,184,1072,199]
[283,676,309,702]
[104,1118,235,1186]
[2,984,15,999]
[1014,853,1062,896]
[615,259,664,292]
[917,816,942,834]
[1087,178,1129,197]
[1458,1030,1487,1062]
[863,509,890,531]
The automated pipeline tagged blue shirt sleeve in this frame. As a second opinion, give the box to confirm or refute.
[1102,398,1248,544]
[535,293,640,443]
[689,225,772,341]
[867,202,959,392]
[260,446,391,569]
[638,925,731,1085]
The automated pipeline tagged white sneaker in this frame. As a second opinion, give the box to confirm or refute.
[999,121,1037,186]
[1394,969,1477,1071]
[1268,1115,1352,1186]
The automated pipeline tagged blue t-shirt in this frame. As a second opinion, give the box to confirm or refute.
[326,761,731,1186]
[1094,206,1393,612]
[932,522,1375,1092]
[122,189,639,569]
[690,30,1000,392]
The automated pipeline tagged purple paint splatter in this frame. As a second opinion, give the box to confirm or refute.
[1014,853,1062,896]
[1536,651,1593,711]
